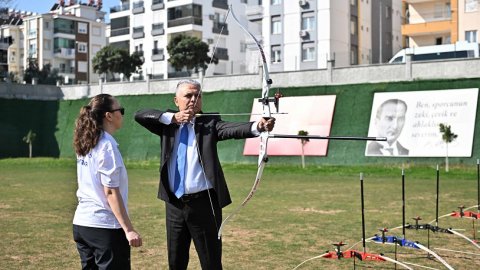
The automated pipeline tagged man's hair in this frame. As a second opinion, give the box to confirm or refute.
[175,79,201,94]
[376,99,407,119]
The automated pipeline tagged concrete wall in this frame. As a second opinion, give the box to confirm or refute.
[1,58,480,100]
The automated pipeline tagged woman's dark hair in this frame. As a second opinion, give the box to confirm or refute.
[73,94,114,156]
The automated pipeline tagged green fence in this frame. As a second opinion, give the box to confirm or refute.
[1,78,479,165]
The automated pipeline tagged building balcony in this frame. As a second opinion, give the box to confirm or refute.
[212,0,228,10]
[403,0,439,3]
[133,1,145,14]
[152,0,164,10]
[402,20,452,37]
[212,22,228,35]
[168,16,202,28]
[152,48,164,61]
[110,3,130,13]
[152,23,165,36]
[59,67,75,74]
[216,47,228,61]
[54,48,75,59]
[111,27,130,37]
[54,27,75,35]
[246,5,263,21]
[133,26,145,39]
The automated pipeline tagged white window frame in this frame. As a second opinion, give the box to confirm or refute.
[271,16,282,35]
[465,0,479,12]
[466,30,477,43]
[78,22,88,34]
[301,12,315,31]
[77,42,87,53]
[271,45,281,63]
[92,26,101,36]
[301,42,315,62]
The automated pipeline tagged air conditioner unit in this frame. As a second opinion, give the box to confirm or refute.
[299,30,308,38]
[207,38,214,44]
[299,0,308,7]
[209,14,215,20]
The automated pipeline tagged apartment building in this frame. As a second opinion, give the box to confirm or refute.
[402,0,480,47]
[244,0,403,72]
[108,0,247,80]
[6,0,107,84]
[0,9,26,80]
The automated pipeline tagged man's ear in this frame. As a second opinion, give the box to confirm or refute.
[174,96,179,107]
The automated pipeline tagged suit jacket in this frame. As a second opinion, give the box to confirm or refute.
[366,141,409,156]
[134,109,255,208]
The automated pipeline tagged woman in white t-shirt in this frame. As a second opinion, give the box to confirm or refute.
[72,94,142,269]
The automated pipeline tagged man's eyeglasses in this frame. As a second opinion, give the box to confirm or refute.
[109,108,125,115]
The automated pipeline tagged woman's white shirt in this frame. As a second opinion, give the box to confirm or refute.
[73,131,128,229]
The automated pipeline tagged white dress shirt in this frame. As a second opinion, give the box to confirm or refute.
[160,112,259,195]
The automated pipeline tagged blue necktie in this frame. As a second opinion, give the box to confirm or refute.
[174,124,189,198]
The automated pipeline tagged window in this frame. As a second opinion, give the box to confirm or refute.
[466,30,477,43]
[154,40,158,49]
[44,21,49,29]
[350,18,357,35]
[93,26,101,36]
[78,61,87,73]
[78,22,88,34]
[271,45,281,63]
[350,45,358,65]
[301,42,315,61]
[44,39,51,50]
[271,16,281,34]
[77,42,87,53]
[240,42,246,53]
[271,0,281,5]
[465,0,479,12]
[301,12,315,31]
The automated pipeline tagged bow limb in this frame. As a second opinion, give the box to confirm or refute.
[366,235,454,269]
[217,6,273,239]
[292,251,413,270]
[217,149,267,239]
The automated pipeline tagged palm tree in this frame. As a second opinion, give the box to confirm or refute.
[22,130,36,158]
[297,130,309,169]
[439,124,457,172]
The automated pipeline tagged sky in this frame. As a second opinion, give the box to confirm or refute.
[10,0,118,20]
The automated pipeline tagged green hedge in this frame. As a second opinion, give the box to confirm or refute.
[1,78,479,165]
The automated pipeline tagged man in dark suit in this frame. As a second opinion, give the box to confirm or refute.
[134,79,275,270]
[367,98,409,156]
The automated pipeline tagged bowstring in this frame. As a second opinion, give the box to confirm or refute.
[193,7,232,235]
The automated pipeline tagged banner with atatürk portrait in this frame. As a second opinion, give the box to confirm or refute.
[365,88,478,157]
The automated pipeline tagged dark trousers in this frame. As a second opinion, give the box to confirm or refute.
[166,189,223,270]
[73,225,130,270]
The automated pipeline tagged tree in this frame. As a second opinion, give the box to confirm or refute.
[439,123,458,172]
[92,45,144,81]
[297,130,309,169]
[22,130,36,158]
[167,35,218,75]
[23,61,63,85]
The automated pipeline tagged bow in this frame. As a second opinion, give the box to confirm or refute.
[216,6,387,239]
[428,206,480,250]
[292,241,414,270]
[217,5,275,239]
[368,227,454,270]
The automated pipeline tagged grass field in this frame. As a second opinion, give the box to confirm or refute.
[1,158,480,269]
